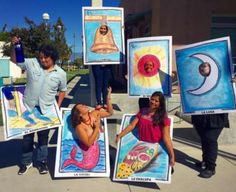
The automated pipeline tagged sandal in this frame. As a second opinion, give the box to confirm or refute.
[95,105,102,110]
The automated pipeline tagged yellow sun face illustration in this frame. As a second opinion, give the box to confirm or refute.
[132,46,167,88]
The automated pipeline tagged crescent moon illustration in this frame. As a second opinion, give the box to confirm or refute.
[188,53,219,95]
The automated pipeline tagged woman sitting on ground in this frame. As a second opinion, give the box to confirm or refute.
[116,91,175,168]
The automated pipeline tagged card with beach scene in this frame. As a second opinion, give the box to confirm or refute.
[0,85,62,140]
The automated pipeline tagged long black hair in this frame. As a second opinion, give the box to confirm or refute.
[71,103,82,128]
[151,91,167,127]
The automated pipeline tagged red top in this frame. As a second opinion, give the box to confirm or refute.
[136,108,170,143]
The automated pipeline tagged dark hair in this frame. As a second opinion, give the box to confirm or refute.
[38,44,58,63]
[100,25,108,35]
[151,91,167,127]
[198,62,211,76]
[71,104,82,128]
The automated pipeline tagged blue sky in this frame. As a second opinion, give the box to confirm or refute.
[0,0,121,53]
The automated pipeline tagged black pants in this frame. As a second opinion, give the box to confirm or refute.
[194,125,223,170]
[92,65,111,105]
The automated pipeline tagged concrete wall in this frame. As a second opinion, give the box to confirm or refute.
[0,58,23,79]
[9,59,23,78]
[219,112,236,144]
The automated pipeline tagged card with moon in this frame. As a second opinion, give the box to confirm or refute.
[82,7,125,65]
[113,114,173,184]
[54,108,110,177]
[175,37,236,115]
[1,85,62,140]
[128,36,172,97]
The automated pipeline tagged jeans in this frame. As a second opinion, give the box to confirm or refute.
[92,65,111,105]
[21,129,50,165]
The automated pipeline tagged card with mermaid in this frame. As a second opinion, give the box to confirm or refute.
[54,108,110,177]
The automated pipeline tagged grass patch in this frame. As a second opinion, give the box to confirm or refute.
[77,68,89,75]
[66,69,79,82]
[14,78,26,85]
[12,68,89,85]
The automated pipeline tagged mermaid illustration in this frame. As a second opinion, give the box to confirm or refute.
[63,142,100,170]
[63,87,113,170]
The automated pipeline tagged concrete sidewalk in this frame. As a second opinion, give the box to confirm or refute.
[0,75,236,192]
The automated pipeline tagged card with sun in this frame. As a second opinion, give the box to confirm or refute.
[175,37,236,115]
[128,36,172,97]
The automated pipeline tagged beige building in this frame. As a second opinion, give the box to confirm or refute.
[0,41,23,80]
[113,0,236,88]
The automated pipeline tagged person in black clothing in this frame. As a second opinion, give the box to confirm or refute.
[191,113,229,178]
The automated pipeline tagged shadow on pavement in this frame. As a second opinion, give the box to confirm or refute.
[0,139,21,168]
[173,127,200,144]
[48,146,57,178]
[60,97,72,108]
[57,74,91,108]
[173,127,236,161]
[49,128,58,145]
[68,75,88,97]
[174,148,199,171]
[69,74,91,106]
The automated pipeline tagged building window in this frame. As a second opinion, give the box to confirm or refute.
[211,15,236,71]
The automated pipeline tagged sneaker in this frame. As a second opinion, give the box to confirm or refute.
[38,161,48,174]
[199,168,216,178]
[18,163,33,175]
[103,104,108,109]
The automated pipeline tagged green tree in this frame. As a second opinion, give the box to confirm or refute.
[2,27,30,57]
[75,57,83,69]
[2,17,53,57]
[1,17,71,63]
[53,17,72,66]
[0,24,9,41]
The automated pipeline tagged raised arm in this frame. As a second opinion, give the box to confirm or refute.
[10,36,19,64]
[99,86,113,118]
[116,117,139,144]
